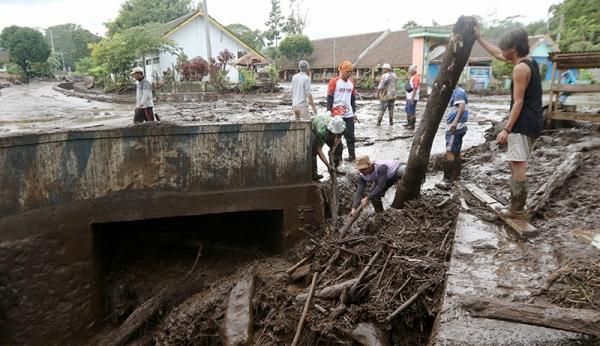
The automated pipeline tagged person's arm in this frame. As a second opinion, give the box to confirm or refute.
[475,26,508,62]
[367,165,389,199]
[376,74,386,96]
[450,103,465,134]
[329,135,342,155]
[305,79,317,114]
[351,178,367,209]
[316,145,333,170]
[326,78,335,112]
[408,75,419,102]
[497,63,529,144]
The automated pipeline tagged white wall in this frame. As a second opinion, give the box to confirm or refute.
[159,14,249,82]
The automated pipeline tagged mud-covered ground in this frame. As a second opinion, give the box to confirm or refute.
[458,123,600,312]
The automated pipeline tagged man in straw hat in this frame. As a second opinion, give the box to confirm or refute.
[350,155,406,216]
[376,63,397,126]
[327,60,358,162]
[131,66,156,123]
[311,115,346,180]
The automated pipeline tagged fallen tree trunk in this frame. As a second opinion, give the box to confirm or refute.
[392,16,477,208]
[462,298,600,337]
[296,278,358,301]
[527,151,583,215]
[101,277,206,346]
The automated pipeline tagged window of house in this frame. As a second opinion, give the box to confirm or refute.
[153,57,159,65]
[146,59,152,66]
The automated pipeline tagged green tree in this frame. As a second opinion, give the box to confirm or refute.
[0,26,51,77]
[549,0,600,51]
[278,34,313,62]
[106,0,192,36]
[264,0,284,46]
[491,59,514,79]
[226,24,264,51]
[482,15,524,40]
[90,23,178,87]
[525,20,548,36]
[283,0,306,35]
[402,21,419,30]
[44,24,100,71]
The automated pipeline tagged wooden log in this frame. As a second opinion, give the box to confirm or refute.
[462,298,600,337]
[392,16,477,208]
[527,151,583,215]
[350,248,383,297]
[291,272,319,346]
[224,274,256,346]
[329,151,339,220]
[101,277,205,346]
[340,204,364,237]
[289,264,313,283]
[296,278,358,302]
[463,182,537,237]
[386,281,434,322]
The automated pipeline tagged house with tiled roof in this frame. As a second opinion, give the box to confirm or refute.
[280,27,559,90]
[141,9,267,82]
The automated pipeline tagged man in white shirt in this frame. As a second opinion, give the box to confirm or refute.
[403,64,420,130]
[291,60,318,120]
[376,63,397,126]
[326,60,358,163]
[131,66,156,123]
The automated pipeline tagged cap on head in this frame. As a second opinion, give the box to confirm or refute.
[408,65,418,73]
[381,63,391,70]
[355,155,372,170]
[130,66,144,75]
[327,116,346,134]
[338,60,353,73]
[298,60,310,71]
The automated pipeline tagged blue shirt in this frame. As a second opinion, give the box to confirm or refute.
[446,87,469,134]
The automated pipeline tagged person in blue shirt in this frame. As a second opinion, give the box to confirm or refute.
[559,69,576,107]
[436,84,469,190]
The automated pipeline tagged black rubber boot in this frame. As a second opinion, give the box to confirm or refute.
[502,180,529,218]
[435,160,454,190]
[345,144,356,162]
[377,111,384,126]
[389,110,394,125]
[371,198,384,213]
[402,115,412,127]
[453,153,462,181]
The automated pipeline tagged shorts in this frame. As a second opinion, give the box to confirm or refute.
[134,107,155,123]
[506,133,536,162]
[293,105,310,120]
[404,100,417,115]
[445,131,465,153]
[380,99,395,112]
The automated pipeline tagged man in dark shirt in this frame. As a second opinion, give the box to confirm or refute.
[350,155,406,216]
[476,27,543,218]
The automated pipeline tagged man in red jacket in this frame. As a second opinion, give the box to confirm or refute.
[326,60,358,163]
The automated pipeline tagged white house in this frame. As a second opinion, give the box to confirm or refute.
[143,10,266,83]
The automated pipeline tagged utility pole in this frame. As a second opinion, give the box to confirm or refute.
[48,29,55,53]
[202,0,212,81]
[556,15,564,46]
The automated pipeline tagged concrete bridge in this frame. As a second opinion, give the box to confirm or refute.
[0,122,324,343]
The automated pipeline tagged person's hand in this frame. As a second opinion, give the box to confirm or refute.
[360,196,369,208]
[350,208,357,217]
[312,106,318,115]
[496,129,509,145]
[474,24,481,40]
[328,164,336,172]
[450,123,457,134]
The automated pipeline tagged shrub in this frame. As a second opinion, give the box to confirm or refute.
[239,69,257,92]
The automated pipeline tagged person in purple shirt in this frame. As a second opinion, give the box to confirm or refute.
[350,155,406,216]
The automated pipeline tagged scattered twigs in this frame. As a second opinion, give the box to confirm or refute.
[286,257,310,275]
[350,248,383,298]
[386,281,435,322]
[376,251,394,287]
[340,204,364,237]
[291,272,319,346]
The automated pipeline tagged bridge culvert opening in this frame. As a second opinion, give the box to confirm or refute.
[91,210,283,325]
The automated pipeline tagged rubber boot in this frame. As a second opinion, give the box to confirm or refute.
[435,160,454,190]
[389,110,394,125]
[502,180,529,218]
[377,111,384,126]
[405,115,415,130]
[403,115,412,127]
[371,198,384,213]
[344,144,356,162]
[453,153,462,181]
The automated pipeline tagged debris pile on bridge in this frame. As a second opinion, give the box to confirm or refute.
[250,191,459,345]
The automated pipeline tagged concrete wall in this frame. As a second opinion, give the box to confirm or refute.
[0,122,323,344]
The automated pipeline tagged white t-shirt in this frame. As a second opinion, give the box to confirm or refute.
[406,74,421,101]
[327,76,355,118]
[291,72,312,107]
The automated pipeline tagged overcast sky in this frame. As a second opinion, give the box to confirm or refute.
[0,0,562,39]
